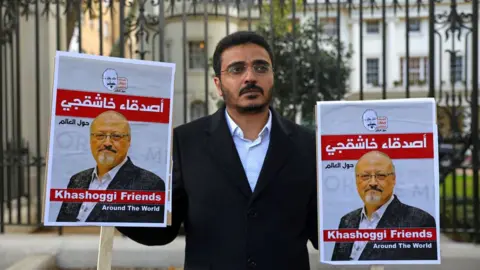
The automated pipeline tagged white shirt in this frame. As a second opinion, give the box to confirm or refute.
[76,157,128,222]
[349,194,395,260]
[225,109,272,191]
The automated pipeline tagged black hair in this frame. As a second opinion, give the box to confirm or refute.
[212,31,274,77]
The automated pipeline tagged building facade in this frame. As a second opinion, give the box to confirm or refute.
[65,1,477,125]
[1,0,478,232]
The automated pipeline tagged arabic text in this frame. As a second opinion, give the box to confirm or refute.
[55,89,170,124]
[324,162,354,170]
[320,133,434,160]
[58,118,90,127]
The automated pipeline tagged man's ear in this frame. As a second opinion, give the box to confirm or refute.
[213,76,223,97]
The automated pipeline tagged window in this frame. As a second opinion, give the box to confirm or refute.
[450,55,463,83]
[189,41,206,69]
[400,57,429,85]
[366,21,379,34]
[190,100,206,121]
[366,58,379,85]
[321,18,337,36]
[408,19,421,32]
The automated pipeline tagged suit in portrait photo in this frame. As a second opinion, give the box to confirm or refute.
[331,150,437,261]
[55,110,166,223]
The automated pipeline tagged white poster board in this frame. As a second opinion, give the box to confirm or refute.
[43,51,175,228]
[316,98,441,265]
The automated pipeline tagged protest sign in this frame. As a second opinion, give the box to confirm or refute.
[43,51,175,228]
[316,98,441,266]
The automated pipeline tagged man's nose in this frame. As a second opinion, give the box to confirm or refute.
[103,137,113,146]
[243,67,258,84]
[368,177,379,185]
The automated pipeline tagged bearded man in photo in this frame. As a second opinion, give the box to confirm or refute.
[55,110,165,223]
[331,150,437,261]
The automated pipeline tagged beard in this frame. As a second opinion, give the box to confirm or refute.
[237,101,268,114]
[364,187,383,204]
[221,82,272,114]
[365,193,382,203]
[97,151,116,166]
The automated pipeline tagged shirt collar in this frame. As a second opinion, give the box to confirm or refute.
[360,194,395,221]
[225,108,272,140]
[92,156,128,182]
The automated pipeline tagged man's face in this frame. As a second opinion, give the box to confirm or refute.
[363,110,378,131]
[90,114,130,169]
[103,69,118,91]
[213,43,274,113]
[355,153,395,208]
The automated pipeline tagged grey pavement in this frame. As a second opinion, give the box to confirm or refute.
[0,233,479,269]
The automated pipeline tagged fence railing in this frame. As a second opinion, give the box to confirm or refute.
[0,0,478,242]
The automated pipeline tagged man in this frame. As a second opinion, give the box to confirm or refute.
[116,31,318,270]
[362,109,378,131]
[56,110,166,223]
[331,150,437,261]
[103,68,118,91]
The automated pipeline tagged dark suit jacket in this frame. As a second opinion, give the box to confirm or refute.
[116,106,318,270]
[331,195,438,261]
[56,157,166,223]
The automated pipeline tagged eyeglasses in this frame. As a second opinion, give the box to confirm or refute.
[221,63,272,76]
[356,173,394,181]
[91,133,129,141]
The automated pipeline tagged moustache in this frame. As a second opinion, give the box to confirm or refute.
[365,186,383,193]
[239,84,264,96]
[99,146,117,153]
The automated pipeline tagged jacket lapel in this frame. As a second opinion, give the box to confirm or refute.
[250,109,293,203]
[342,210,362,259]
[105,157,136,190]
[360,195,401,259]
[205,107,252,198]
[376,195,402,228]
[62,169,93,221]
[86,158,136,221]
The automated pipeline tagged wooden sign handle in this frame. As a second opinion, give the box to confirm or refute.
[97,226,115,270]
[370,265,385,270]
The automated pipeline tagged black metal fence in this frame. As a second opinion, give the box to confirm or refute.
[0,0,478,242]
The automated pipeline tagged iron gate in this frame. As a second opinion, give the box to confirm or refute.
[0,0,478,242]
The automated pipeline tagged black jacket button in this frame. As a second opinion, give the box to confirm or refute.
[247,258,256,268]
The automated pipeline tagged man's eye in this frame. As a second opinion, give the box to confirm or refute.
[229,66,244,73]
[254,65,269,72]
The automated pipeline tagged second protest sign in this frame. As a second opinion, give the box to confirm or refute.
[316,98,441,265]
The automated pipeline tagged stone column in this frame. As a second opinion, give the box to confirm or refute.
[387,18,399,88]
[351,19,361,93]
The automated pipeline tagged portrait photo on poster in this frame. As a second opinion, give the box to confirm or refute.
[316,98,441,265]
[43,51,176,228]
